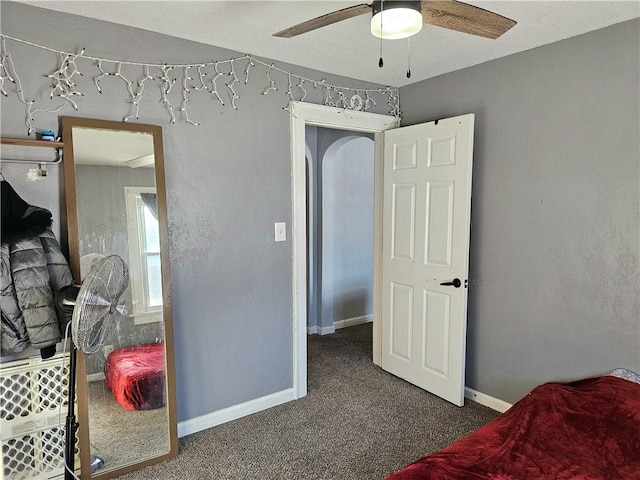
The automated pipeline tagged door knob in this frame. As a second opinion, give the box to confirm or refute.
[440,278,461,288]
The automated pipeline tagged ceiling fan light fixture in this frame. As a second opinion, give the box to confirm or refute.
[371,1,423,40]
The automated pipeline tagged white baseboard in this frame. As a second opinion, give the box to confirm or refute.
[464,387,512,413]
[177,388,296,438]
[334,314,373,330]
[307,324,335,335]
[319,325,335,335]
[307,314,373,335]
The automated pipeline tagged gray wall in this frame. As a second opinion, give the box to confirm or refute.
[321,135,374,328]
[304,126,320,330]
[0,2,387,421]
[305,128,374,331]
[399,19,640,403]
[75,165,155,262]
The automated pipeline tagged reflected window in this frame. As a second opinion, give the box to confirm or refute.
[125,187,162,321]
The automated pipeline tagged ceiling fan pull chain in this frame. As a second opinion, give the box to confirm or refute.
[407,37,412,79]
[378,0,384,68]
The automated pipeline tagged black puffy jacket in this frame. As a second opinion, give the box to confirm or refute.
[1,181,73,358]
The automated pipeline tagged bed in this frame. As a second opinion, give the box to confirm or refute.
[386,370,640,480]
[104,343,166,411]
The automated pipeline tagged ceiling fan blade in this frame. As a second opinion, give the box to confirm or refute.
[422,0,516,39]
[273,4,372,38]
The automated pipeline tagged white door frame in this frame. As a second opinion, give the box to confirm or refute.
[289,101,400,398]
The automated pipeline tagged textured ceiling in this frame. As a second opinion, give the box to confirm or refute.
[16,1,640,87]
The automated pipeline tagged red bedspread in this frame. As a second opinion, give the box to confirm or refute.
[104,343,166,411]
[386,376,640,480]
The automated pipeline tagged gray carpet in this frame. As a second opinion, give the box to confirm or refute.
[118,323,498,479]
[88,382,169,471]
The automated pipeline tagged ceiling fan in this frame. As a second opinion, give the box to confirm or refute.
[273,0,517,40]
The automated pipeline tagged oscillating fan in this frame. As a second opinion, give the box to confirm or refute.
[58,254,129,479]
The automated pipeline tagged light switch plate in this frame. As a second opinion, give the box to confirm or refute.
[275,222,286,242]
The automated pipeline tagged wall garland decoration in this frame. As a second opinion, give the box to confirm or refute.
[0,34,401,134]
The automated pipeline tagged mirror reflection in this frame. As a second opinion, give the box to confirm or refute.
[70,125,170,474]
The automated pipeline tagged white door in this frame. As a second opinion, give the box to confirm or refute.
[381,114,474,406]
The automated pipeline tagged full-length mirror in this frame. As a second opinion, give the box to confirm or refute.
[61,117,177,478]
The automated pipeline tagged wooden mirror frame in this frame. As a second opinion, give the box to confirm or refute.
[60,116,178,479]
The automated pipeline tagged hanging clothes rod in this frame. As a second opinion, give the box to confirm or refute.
[0,156,63,165]
[1,137,64,178]
[0,158,59,178]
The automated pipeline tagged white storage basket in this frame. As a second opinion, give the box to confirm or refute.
[1,353,78,480]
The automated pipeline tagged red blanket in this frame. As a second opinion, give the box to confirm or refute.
[386,376,640,480]
[104,343,166,411]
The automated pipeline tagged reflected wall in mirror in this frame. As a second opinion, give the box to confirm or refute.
[61,117,177,479]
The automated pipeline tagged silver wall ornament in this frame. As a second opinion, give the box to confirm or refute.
[350,93,364,111]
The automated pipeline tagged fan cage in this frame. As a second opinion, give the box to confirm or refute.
[72,255,128,355]
[1,353,79,479]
